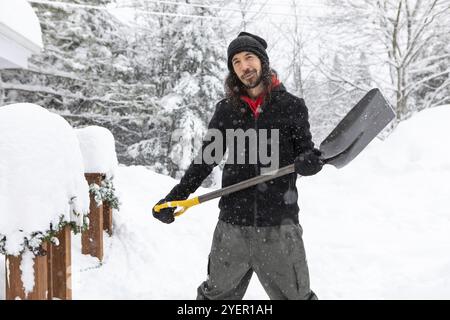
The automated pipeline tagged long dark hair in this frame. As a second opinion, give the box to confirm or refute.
[225,59,276,108]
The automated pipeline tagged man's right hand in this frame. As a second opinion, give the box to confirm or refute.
[152,198,176,224]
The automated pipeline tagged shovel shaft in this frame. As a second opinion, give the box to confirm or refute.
[153,165,297,217]
[199,164,296,203]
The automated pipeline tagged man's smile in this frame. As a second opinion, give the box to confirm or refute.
[243,72,256,80]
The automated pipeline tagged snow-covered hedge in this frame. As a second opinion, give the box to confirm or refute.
[76,126,120,210]
[0,103,90,256]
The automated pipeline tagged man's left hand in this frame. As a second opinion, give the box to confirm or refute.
[294,149,324,176]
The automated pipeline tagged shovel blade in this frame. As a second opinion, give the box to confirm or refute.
[320,88,395,168]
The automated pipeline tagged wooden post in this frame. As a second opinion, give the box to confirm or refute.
[5,243,48,300]
[82,173,104,261]
[103,202,113,236]
[47,225,72,300]
[47,242,53,299]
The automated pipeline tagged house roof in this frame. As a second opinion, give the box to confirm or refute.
[0,0,43,54]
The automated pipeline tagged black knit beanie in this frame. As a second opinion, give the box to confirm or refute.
[227,32,269,71]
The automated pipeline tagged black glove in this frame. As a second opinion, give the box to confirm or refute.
[294,149,324,176]
[152,198,176,224]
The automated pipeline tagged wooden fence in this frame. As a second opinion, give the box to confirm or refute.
[5,172,113,300]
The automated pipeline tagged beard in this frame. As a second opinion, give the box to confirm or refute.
[240,70,262,89]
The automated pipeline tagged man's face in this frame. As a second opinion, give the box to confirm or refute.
[231,51,262,89]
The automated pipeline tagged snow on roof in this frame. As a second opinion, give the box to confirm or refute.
[0,103,89,255]
[0,0,43,52]
[76,126,119,179]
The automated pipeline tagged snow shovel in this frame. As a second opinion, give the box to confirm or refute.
[154,88,395,217]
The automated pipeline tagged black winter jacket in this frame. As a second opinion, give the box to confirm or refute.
[164,84,316,226]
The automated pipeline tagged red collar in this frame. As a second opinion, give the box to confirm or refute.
[241,95,264,118]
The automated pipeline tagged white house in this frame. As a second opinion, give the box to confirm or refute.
[0,0,43,69]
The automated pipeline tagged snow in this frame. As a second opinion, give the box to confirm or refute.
[1,104,450,299]
[160,93,183,113]
[19,249,35,296]
[0,0,43,51]
[0,103,89,256]
[300,105,450,299]
[75,126,118,179]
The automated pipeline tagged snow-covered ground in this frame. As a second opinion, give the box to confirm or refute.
[1,105,450,299]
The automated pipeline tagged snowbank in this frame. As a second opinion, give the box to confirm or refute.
[75,126,118,178]
[348,104,450,171]
[0,103,89,256]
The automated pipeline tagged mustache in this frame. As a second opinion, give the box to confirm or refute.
[242,69,257,77]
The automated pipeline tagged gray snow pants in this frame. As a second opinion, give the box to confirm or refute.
[197,220,318,300]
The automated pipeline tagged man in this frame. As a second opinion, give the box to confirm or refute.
[153,32,323,300]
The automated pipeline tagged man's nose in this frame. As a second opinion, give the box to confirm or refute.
[240,60,251,71]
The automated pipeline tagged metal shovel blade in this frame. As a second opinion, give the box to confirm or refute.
[320,88,396,168]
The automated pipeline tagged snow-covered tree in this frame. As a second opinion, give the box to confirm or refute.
[410,37,450,113]
[275,0,310,99]
[122,0,227,184]
[322,0,450,120]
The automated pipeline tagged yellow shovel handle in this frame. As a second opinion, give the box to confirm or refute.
[153,197,200,217]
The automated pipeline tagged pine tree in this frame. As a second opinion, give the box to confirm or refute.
[124,0,226,185]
